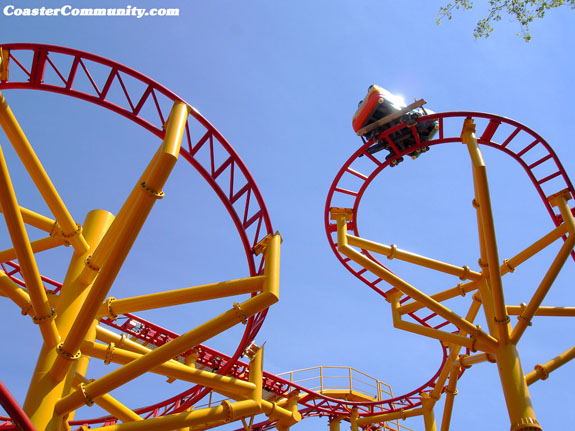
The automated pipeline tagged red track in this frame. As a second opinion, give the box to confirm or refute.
[2,44,574,430]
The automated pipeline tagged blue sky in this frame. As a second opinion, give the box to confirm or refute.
[1,1,575,430]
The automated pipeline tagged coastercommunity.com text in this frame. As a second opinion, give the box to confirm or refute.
[3,5,180,18]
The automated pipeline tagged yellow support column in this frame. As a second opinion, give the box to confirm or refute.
[420,393,437,431]
[0,91,89,254]
[495,343,541,430]
[51,101,189,382]
[329,417,342,431]
[461,118,510,343]
[525,347,575,386]
[0,138,59,348]
[23,210,114,431]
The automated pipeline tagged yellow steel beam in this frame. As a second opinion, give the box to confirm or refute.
[355,406,424,427]
[507,305,575,317]
[0,138,59,348]
[346,235,482,281]
[332,212,498,352]
[0,236,67,264]
[95,326,152,356]
[80,340,257,397]
[23,212,113,431]
[0,270,32,315]
[247,346,264,406]
[55,233,280,416]
[420,393,437,431]
[525,346,575,386]
[510,194,575,344]
[440,366,460,431]
[329,417,342,431]
[430,295,482,401]
[502,223,569,276]
[88,400,261,431]
[458,352,495,368]
[0,205,58,233]
[389,293,493,353]
[461,118,509,344]
[398,280,479,315]
[495,342,541,430]
[51,101,189,382]
[0,91,89,254]
[74,373,140,423]
[96,276,265,318]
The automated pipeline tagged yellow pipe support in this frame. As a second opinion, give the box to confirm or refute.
[76,147,162,287]
[263,398,301,430]
[472,191,499,339]
[0,91,89,254]
[0,270,33,315]
[458,352,495,368]
[502,223,569,276]
[248,346,264,406]
[335,215,498,352]
[80,340,257,397]
[462,118,509,343]
[421,393,437,431]
[74,373,142,423]
[18,206,57,232]
[495,343,541,430]
[46,211,115,386]
[510,200,575,344]
[398,280,479,315]
[0,139,59,349]
[55,233,280,415]
[96,276,265,318]
[355,407,424,426]
[390,293,494,353]
[0,236,67,264]
[329,417,342,431]
[52,102,189,381]
[346,235,482,281]
[65,322,97,424]
[23,213,113,431]
[440,366,460,431]
[507,305,575,317]
[91,400,261,431]
[525,346,575,386]
[349,408,358,431]
[430,296,482,401]
[95,326,152,356]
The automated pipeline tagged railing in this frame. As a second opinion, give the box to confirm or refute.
[278,366,394,402]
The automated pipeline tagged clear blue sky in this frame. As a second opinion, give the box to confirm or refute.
[1,1,574,430]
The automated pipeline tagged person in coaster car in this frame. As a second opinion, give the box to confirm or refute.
[352,84,438,166]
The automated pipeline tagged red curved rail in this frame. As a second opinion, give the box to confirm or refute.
[323,111,575,419]
[0,43,273,427]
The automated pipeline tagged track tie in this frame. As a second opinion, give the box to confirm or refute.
[334,187,359,197]
[537,171,561,185]
[345,167,368,181]
[517,138,540,158]
[501,127,521,148]
[528,154,553,170]
[480,119,501,142]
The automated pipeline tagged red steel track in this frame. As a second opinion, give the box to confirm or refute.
[2,44,574,430]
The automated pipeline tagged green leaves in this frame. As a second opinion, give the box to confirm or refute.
[437,0,575,41]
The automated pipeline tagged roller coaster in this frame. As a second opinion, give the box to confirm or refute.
[0,44,574,431]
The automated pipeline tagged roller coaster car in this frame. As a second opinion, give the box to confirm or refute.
[352,85,438,166]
